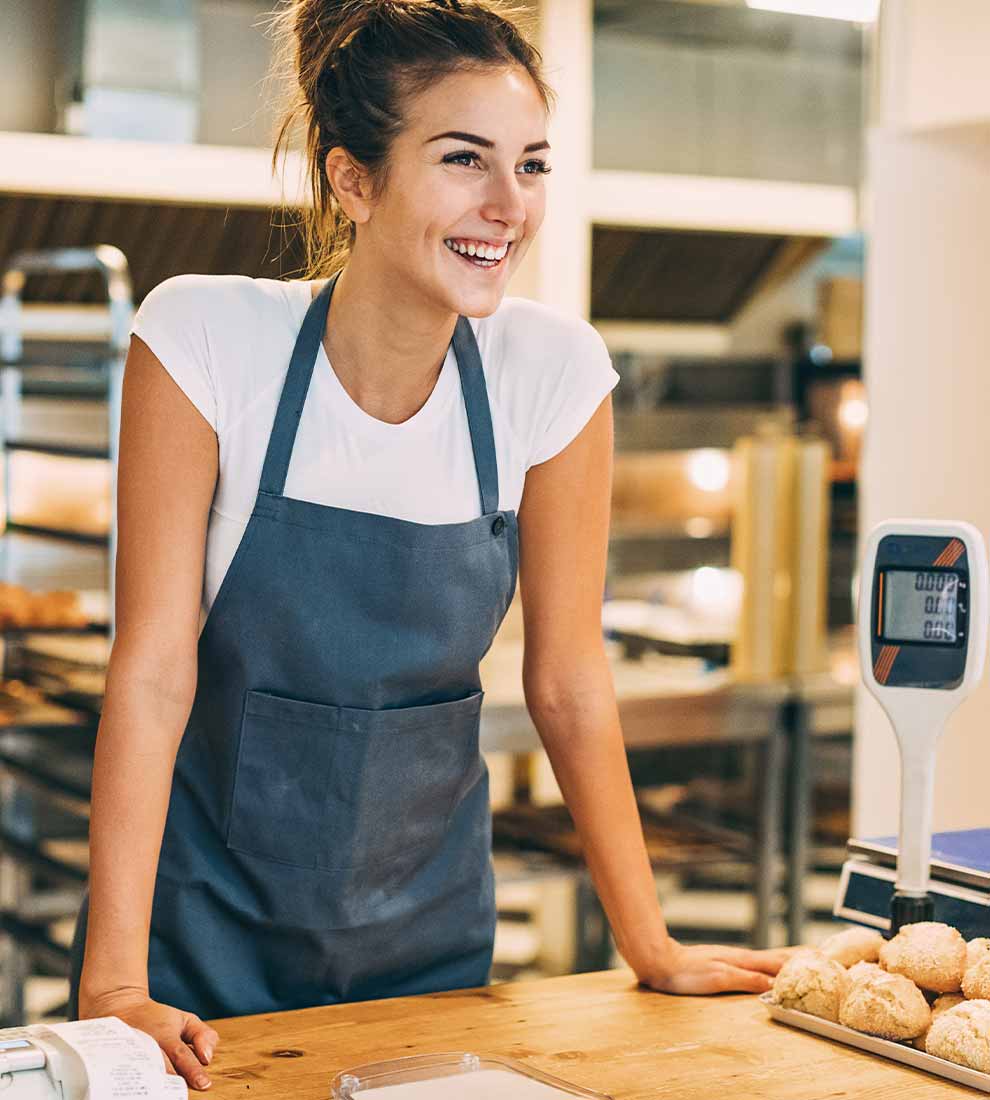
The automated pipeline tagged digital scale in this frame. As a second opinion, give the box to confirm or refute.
[835,519,990,934]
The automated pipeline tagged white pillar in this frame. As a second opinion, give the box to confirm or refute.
[853,2,990,837]
[508,0,593,317]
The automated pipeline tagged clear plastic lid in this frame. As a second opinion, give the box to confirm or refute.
[330,1052,613,1099]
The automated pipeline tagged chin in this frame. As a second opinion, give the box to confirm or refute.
[444,282,507,319]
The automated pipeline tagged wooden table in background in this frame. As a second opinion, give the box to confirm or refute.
[205,970,965,1099]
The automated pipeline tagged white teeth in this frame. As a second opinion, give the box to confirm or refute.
[444,239,511,263]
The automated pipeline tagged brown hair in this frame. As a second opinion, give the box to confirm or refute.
[266,0,554,280]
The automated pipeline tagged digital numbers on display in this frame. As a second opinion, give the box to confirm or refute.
[883,570,959,644]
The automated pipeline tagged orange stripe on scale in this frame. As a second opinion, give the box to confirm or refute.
[874,644,900,684]
[933,539,965,567]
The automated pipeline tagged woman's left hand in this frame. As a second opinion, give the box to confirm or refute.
[635,940,796,996]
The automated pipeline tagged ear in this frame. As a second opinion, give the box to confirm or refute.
[325,147,373,224]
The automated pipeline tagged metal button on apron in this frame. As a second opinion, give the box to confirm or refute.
[68,270,519,1021]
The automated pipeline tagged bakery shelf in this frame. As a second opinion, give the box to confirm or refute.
[0,827,87,889]
[492,802,751,868]
[0,245,126,1023]
[0,912,71,976]
[0,623,109,637]
[1,523,108,548]
[4,440,110,461]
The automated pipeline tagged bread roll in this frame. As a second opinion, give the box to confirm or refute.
[840,965,931,1040]
[819,926,884,968]
[914,993,965,1051]
[771,949,846,1023]
[926,1000,990,1072]
[879,922,966,993]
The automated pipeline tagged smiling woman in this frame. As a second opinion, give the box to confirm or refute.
[67,1,787,1093]
[269,0,555,295]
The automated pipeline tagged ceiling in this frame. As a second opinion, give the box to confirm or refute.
[0,193,307,305]
[591,225,826,322]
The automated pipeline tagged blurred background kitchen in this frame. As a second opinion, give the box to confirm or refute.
[0,0,985,1026]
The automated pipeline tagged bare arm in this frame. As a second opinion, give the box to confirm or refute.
[78,334,220,1086]
[518,396,790,994]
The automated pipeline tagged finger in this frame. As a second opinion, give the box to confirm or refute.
[165,1040,212,1091]
[160,1048,177,1075]
[720,965,774,994]
[723,948,792,975]
[704,946,789,972]
[183,1016,220,1065]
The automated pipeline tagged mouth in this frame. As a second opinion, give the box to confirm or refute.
[443,238,513,271]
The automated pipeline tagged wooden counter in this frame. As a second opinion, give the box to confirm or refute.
[205,969,965,1099]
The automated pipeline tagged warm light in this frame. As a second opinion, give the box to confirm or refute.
[746,0,879,20]
[688,567,742,618]
[685,517,716,539]
[687,449,731,493]
[839,396,869,430]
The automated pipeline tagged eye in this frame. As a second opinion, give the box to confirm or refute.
[518,159,552,175]
[443,150,481,168]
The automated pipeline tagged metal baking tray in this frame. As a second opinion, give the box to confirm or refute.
[331,1053,612,1099]
[761,993,990,1092]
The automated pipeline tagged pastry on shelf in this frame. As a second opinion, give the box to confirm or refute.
[0,583,90,630]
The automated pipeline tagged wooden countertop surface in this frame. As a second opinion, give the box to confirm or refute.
[204,969,967,1099]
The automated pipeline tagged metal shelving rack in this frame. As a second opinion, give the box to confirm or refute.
[0,245,130,1024]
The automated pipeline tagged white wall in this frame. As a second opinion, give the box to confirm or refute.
[853,7,990,837]
[199,0,280,148]
[879,0,990,133]
[0,0,66,133]
[593,30,862,186]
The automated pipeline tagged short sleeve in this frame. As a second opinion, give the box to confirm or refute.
[129,274,219,432]
[527,321,619,467]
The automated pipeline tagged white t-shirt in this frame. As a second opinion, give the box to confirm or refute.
[128,274,619,624]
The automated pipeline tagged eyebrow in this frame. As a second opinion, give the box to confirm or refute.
[426,130,550,153]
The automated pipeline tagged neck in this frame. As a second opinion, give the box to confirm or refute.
[316,252,458,425]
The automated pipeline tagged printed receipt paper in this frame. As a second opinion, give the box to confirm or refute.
[42,1017,187,1098]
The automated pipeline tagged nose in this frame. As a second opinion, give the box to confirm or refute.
[479,168,526,232]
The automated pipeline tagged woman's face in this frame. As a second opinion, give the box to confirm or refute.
[359,65,549,319]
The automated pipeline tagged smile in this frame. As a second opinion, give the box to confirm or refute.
[443,238,512,269]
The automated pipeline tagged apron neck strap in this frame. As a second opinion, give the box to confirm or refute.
[258,271,338,498]
[258,273,500,515]
[452,314,499,516]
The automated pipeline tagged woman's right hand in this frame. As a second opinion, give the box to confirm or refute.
[79,988,219,1091]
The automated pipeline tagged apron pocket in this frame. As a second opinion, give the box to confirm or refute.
[322,690,485,871]
[225,688,484,873]
[226,690,339,869]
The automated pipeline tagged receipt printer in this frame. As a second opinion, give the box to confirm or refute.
[0,1030,88,1099]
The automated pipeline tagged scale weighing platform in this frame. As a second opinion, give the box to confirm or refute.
[836,828,990,937]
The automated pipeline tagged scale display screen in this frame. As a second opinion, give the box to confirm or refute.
[881,569,961,644]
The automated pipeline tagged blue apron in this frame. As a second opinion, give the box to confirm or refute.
[69,272,518,1019]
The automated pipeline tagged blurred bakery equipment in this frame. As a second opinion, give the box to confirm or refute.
[817,275,862,363]
[57,0,200,143]
[730,425,831,683]
[0,246,129,1023]
[835,521,990,937]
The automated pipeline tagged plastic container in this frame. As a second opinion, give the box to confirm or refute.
[330,1052,613,1099]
